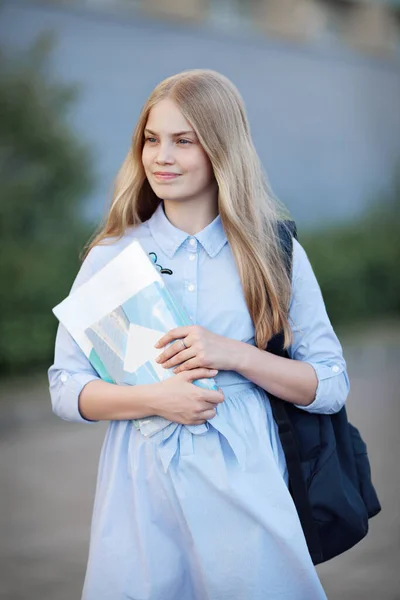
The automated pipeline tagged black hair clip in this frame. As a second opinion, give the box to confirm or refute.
[149,252,173,275]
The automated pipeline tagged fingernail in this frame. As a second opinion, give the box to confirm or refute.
[211,370,218,375]
[155,357,161,363]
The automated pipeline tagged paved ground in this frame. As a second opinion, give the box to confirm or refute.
[0,335,399,600]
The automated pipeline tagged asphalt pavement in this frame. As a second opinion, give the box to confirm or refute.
[1,337,399,600]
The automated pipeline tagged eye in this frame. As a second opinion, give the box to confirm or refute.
[177,139,192,145]
[145,137,157,144]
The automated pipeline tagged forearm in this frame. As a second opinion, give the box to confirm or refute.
[79,379,159,421]
[232,341,318,406]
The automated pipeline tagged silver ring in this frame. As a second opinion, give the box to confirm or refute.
[181,339,187,350]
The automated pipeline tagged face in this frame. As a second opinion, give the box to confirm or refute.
[142,98,216,204]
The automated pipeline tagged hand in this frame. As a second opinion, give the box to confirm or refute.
[150,368,225,425]
[155,325,241,374]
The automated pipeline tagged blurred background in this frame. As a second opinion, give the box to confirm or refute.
[0,0,399,598]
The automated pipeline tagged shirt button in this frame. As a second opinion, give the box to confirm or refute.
[60,372,68,383]
[187,284,195,292]
[331,365,340,373]
[189,237,197,247]
[189,254,196,261]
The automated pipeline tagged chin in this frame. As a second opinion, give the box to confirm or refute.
[153,189,177,201]
[154,187,191,201]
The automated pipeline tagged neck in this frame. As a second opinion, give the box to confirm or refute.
[163,195,219,235]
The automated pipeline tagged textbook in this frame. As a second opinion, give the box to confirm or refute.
[52,240,217,437]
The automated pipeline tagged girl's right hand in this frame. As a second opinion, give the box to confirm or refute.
[149,369,224,425]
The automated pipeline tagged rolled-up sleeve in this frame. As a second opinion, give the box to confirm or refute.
[48,253,101,423]
[287,239,350,414]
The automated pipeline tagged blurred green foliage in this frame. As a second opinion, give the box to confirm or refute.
[302,172,400,328]
[0,35,93,375]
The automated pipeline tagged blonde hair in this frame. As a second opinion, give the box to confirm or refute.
[85,69,292,349]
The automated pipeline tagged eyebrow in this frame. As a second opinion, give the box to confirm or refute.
[144,128,197,137]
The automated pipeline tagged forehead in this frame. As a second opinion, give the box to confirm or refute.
[145,98,194,133]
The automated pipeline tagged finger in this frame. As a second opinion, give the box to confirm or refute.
[202,402,218,410]
[182,368,218,382]
[173,357,202,374]
[155,327,192,349]
[160,348,196,370]
[202,389,225,404]
[156,341,191,366]
[201,408,217,420]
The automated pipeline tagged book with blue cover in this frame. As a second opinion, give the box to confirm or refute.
[52,240,218,437]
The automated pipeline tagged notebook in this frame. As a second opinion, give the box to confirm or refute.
[53,239,217,437]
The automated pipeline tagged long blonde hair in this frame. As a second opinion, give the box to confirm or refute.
[85,69,292,349]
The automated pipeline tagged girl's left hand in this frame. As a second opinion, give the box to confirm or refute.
[154,325,240,374]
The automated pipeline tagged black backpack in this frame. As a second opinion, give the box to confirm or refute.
[268,221,381,565]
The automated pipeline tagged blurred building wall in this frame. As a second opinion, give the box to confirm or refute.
[1,0,400,227]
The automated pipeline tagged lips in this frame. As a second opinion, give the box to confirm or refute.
[153,172,181,181]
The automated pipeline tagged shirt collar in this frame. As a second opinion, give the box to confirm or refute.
[148,202,228,259]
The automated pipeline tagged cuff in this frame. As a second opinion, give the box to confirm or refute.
[51,370,100,423]
[295,361,349,414]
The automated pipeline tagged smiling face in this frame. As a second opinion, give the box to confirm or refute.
[142,98,217,205]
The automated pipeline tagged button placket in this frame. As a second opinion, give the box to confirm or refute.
[184,238,198,323]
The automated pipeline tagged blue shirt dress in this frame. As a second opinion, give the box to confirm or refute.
[48,202,350,600]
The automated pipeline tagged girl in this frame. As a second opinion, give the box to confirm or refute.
[49,69,349,600]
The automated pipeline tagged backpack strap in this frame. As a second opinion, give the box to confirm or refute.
[276,219,298,272]
[268,220,323,564]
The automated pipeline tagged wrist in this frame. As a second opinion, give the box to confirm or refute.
[140,382,162,416]
[234,342,265,378]
[228,340,251,372]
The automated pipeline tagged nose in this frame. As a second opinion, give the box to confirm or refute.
[155,142,174,165]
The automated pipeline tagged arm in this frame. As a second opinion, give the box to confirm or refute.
[232,343,318,407]
[78,379,160,421]
[78,368,222,423]
[233,239,350,413]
